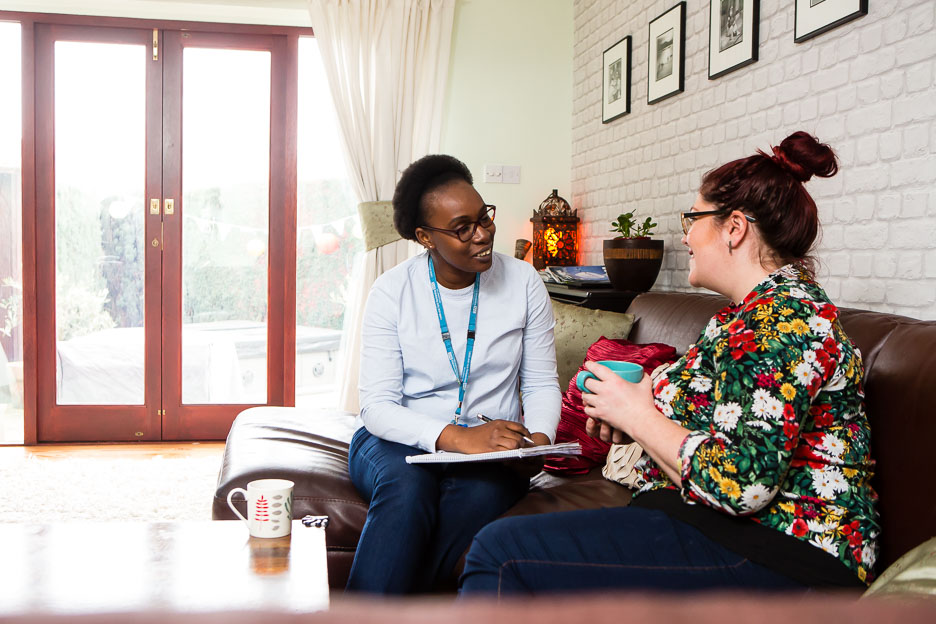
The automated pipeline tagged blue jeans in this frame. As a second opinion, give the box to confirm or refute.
[459,506,807,596]
[347,427,530,594]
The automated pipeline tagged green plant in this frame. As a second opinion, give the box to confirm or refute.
[610,212,657,238]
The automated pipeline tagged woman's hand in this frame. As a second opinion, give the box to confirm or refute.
[436,420,534,454]
[579,360,658,437]
[585,416,632,445]
[580,360,690,487]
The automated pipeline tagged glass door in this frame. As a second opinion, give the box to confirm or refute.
[34,24,291,441]
[35,24,161,441]
[160,31,288,440]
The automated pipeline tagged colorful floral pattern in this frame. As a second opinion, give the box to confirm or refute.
[634,264,880,584]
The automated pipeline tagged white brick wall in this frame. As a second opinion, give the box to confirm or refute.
[573,0,936,319]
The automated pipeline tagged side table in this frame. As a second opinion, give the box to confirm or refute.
[545,283,639,313]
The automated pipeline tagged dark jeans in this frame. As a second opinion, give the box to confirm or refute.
[459,506,807,596]
[346,427,530,594]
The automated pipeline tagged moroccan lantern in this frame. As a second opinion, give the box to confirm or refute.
[530,189,578,270]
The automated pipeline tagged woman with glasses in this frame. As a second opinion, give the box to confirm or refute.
[460,132,879,594]
[347,154,561,593]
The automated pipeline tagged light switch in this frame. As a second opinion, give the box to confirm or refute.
[503,165,521,184]
[484,164,503,183]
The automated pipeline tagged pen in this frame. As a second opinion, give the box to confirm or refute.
[476,414,536,445]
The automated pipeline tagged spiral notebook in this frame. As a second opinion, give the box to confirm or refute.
[405,441,582,464]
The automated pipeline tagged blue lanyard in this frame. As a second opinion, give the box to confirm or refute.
[428,256,480,426]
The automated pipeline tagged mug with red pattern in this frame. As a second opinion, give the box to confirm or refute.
[227,479,294,538]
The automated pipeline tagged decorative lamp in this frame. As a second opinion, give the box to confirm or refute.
[530,189,578,270]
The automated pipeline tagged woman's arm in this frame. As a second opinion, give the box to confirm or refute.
[666,300,840,515]
[358,280,451,452]
[516,272,562,443]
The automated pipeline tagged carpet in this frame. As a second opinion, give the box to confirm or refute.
[0,453,222,523]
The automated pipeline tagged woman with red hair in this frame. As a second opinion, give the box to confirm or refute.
[460,132,880,594]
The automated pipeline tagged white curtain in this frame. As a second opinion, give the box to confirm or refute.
[308,0,456,413]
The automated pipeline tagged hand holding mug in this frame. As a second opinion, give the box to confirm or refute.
[576,360,643,394]
[578,360,655,442]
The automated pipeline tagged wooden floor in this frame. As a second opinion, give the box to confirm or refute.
[0,441,225,463]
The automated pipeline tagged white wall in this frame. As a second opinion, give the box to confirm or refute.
[573,0,936,319]
[441,0,573,258]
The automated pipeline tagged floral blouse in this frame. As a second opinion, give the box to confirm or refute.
[634,264,881,584]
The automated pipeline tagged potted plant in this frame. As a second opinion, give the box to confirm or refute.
[602,211,664,292]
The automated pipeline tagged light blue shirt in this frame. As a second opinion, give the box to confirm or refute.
[357,251,561,452]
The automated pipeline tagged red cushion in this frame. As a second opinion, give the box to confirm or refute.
[543,337,677,475]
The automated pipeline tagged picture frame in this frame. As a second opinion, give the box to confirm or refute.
[647,2,686,105]
[708,0,759,79]
[602,36,631,123]
[794,0,868,43]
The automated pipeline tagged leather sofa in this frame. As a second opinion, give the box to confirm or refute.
[213,290,936,592]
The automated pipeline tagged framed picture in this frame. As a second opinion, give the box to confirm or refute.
[602,36,631,123]
[794,0,868,43]
[647,2,686,105]
[708,0,759,79]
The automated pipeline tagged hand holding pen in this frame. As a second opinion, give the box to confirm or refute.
[477,414,536,445]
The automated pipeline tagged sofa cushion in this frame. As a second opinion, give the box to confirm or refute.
[863,537,936,598]
[212,407,366,586]
[544,337,677,475]
[552,300,635,390]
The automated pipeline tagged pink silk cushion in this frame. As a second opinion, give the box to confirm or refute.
[543,337,677,475]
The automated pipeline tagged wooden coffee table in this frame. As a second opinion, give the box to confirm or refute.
[0,520,329,615]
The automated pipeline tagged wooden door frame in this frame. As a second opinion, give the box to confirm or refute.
[8,11,303,442]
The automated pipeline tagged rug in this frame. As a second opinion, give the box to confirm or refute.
[0,453,222,523]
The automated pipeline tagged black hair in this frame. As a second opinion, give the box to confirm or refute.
[392,154,473,241]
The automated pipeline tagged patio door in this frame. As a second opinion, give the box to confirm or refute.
[34,24,292,441]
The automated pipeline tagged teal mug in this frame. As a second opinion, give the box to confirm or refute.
[576,360,643,394]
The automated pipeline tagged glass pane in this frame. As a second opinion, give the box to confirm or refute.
[296,38,361,408]
[182,48,270,404]
[0,22,23,441]
[54,41,146,406]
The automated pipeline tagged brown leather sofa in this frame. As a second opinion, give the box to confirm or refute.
[213,290,936,591]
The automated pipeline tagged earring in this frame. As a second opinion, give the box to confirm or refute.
[727,240,733,255]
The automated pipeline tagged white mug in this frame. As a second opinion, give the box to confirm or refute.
[227,479,294,538]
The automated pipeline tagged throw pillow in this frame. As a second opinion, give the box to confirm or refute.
[863,536,936,598]
[543,337,677,475]
[551,301,635,391]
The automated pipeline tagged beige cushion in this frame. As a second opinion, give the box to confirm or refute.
[358,201,400,251]
[863,537,936,598]
[551,300,635,391]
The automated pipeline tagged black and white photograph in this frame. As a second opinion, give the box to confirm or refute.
[709,0,759,79]
[602,35,631,123]
[647,2,685,104]
[719,0,743,52]
[608,59,622,103]
[795,0,867,43]
[656,29,674,79]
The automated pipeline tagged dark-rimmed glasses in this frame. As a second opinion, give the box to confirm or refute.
[420,205,496,242]
[680,208,756,236]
